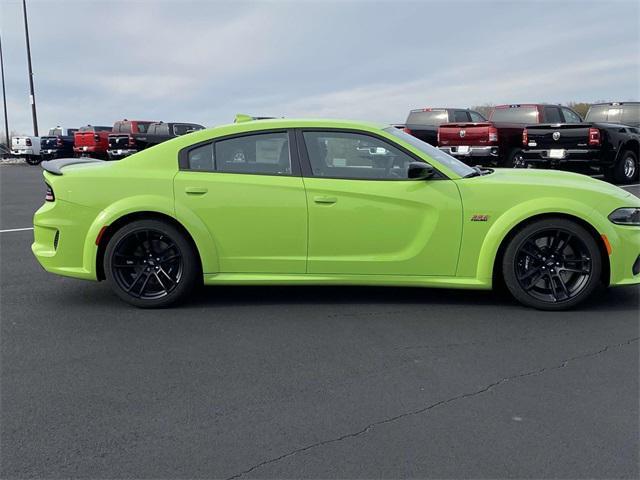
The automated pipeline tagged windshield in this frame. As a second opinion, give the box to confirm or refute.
[491,105,539,124]
[383,127,475,178]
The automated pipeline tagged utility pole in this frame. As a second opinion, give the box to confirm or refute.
[0,30,9,148]
[22,0,38,136]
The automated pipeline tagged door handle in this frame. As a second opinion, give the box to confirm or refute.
[185,186,208,195]
[313,196,337,204]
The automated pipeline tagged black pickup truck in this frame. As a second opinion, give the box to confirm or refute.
[40,126,78,160]
[108,120,204,160]
[522,121,639,184]
[401,107,486,146]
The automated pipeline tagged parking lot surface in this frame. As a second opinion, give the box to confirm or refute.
[1,164,638,479]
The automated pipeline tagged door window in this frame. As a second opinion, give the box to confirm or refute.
[453,111,470,122]
[469,111,486,122]
[215,132,290,175]
[561,108,582,123]
[543,106,563,123]
[303,131,416,180]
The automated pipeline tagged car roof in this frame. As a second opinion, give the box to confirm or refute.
[589,102,640,106]
[210,117,386,132]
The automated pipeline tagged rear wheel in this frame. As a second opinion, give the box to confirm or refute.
[25,155,41,165]
[504,149,526,168]
[604,150,638,184]
[104,219,200,308]
[502,218,602,310]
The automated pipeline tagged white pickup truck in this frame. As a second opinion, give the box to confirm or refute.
[11,135,41,164]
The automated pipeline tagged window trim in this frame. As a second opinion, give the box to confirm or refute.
[178,129,302,177]
[295,128,447,181]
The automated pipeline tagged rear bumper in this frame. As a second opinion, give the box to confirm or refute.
[41,149,62,159]
[74,146,105,155]
[107,148,138,159]
[439,145,499,160]
[11,148,36,156]
[522,149,607,166]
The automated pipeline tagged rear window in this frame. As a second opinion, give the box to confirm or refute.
[585,105,621,123]
[48,128,62,136]
[491,106,539,124]
[406,110,449,126]
[173,124,202,136]
[621,105,640,126]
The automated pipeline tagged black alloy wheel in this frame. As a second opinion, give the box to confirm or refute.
[104,219,199,307]
[503,218,602,310]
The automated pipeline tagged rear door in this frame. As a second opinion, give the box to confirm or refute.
[174,130,308,273]
[298,129,462,276]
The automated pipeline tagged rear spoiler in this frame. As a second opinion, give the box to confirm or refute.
[41,157,104,175]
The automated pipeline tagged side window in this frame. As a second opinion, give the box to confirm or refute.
[174,124,197,136]
[561,108,582,123]
[187,143,214,171]
[621,105,640,126]
[303,131,416,180]
[215,132,291,175]
[453,110,470,122]
[544,106,563,123]
[469,111,486,122]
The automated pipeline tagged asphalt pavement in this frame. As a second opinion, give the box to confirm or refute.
[1,164,638,479]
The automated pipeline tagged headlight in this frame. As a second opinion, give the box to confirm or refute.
[608,208,640,226]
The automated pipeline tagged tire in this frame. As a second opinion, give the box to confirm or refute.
[103,219,200,308]
[502,218,602,310]
[25,155,42,165]
[604,150,638,184]
[503,149,526,168]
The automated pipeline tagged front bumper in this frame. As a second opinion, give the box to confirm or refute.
[31,199,100,280]
[608,223,640,287]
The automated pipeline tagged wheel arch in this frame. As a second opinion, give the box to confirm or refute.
[490,212,611,288]
[617,139,639,159]
[95,211,205,281]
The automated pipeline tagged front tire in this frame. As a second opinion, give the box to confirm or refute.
[502,218,602,310]
[604,150,638,184]
[104,219,200,308]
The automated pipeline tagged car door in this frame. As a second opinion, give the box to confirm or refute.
[174,130,308,273]
[297,129,463,276]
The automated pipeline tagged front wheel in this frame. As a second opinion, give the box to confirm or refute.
[604,150,638,184]
[104,219,200,308]
[502,218,602,310]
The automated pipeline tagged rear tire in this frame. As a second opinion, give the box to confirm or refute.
[504,149,526,168]
[604,150,638,184]
[25,155,42,165]
[502,218,602,310]
[104,219,200,308]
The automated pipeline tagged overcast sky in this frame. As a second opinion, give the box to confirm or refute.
[1,0,638,135]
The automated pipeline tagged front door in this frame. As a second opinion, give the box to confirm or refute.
[174,130,307,273]
[299,130,463,276]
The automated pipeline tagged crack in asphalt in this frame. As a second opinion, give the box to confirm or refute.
[225,337,639,480]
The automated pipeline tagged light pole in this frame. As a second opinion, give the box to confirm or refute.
[0,30,9,148]
[22,0,38,137]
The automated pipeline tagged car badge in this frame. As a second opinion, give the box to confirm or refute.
[459,130,466,138]
[470,214,489,222]
[552,131,561,141]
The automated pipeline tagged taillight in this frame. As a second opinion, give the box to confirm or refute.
[45,183,55,202]
[588,128,601,146]
[437,129,440,144]
[522,128,528,146]
[56,137,63,147]
[94,134,100,142]
[128,135,136,147]
[403,127,412,135]
[26,138,32,146]
[488,126,498,143]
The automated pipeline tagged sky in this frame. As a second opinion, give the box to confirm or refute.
[0,0,639,136]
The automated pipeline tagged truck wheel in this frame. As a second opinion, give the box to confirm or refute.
[104,219,200,308]
[605,150,638,184]
[502,218,602,311]
[25,155,42,165]
[504,149,526,168]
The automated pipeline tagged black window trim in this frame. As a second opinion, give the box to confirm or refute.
[178,128,302,177]
[294,127,448,181]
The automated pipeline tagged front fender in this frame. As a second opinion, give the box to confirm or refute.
[474,197,607,282]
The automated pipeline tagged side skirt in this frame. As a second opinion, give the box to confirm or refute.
[202,273,492,290]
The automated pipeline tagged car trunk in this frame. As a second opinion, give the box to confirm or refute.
[525,124,592,149]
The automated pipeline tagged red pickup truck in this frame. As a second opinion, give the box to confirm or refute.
[73,125,113,159]
[438,104,583,167]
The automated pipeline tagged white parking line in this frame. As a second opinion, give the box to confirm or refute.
[0,227,33,233]
[621,183,640,189]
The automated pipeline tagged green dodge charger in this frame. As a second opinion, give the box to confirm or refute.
[32,118,640,309]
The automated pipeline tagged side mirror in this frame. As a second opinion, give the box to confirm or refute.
[407,162,436,180]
